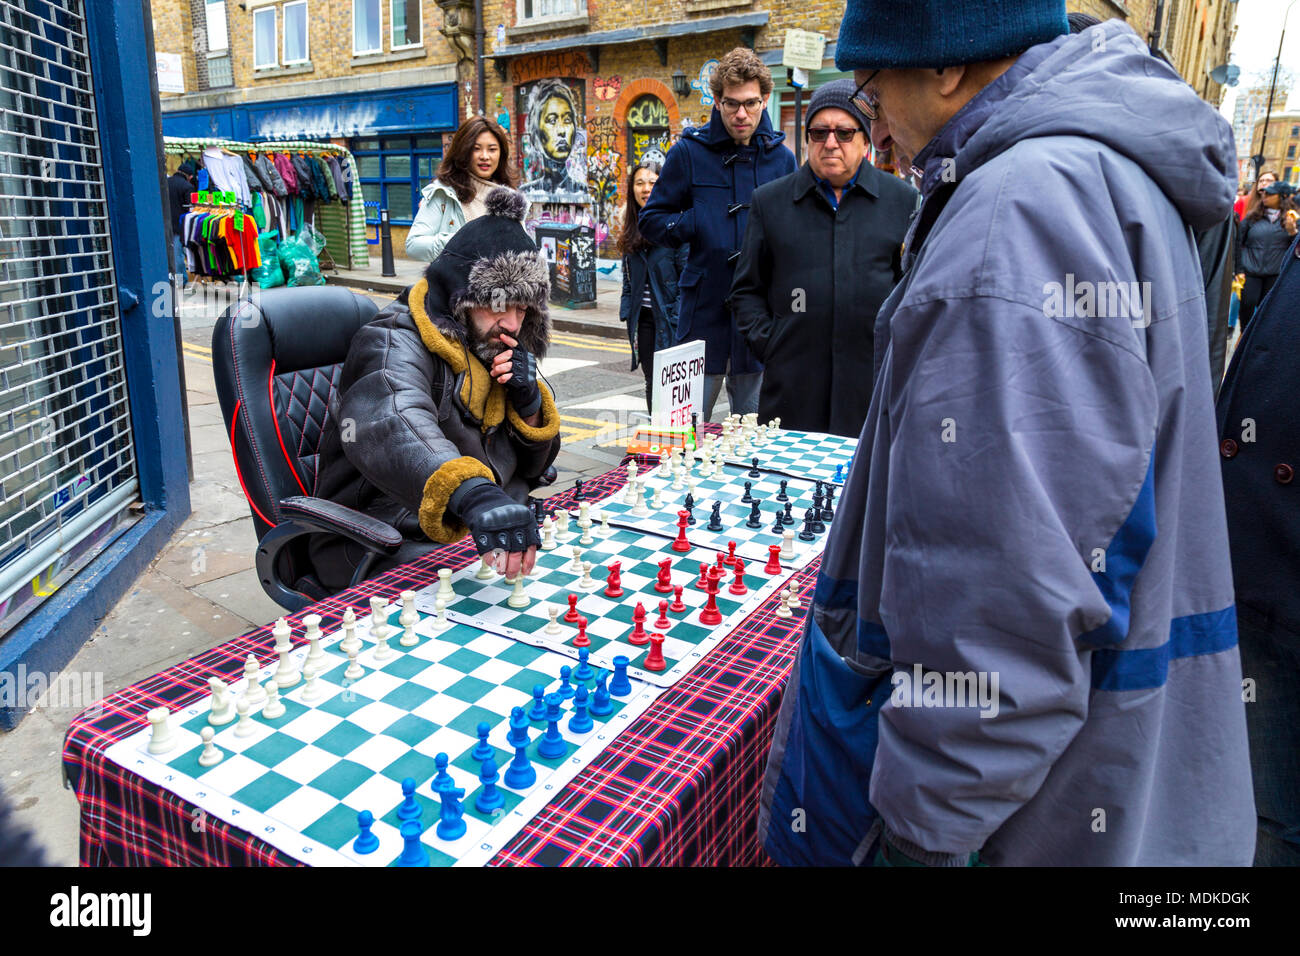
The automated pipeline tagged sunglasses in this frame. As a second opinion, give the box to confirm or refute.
[852,70,881,122]
[808,127,861,144]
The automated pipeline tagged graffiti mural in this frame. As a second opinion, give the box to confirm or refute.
[691,59,718,106]
[627,94,670,167]
[510,52,592,86]
[586,138,621,252]
[593,75,622,101]
[518,77,588,203]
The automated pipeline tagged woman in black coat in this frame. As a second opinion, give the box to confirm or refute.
[619,159,687,411]
[1236,179,1298,330]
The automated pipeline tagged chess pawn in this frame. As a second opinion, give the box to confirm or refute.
[300,662,324,702]
[570,544,585,573]
[651,485,664,511]
[261,680,286,720]
[198,726,223,767]
[507,574,530,609]
[776,589,794,619]
[579,560,597,590]
[540,516,556,551]
[671,465,684,491]
[788,584,803,610]
[344,645,363,681]
[544,604,562,634]
[658,453,672,478]
[431,598,450,632]
[234,699,256,737]
[338,606,361,656]
[242,654,267,706]
[579,511,594,546]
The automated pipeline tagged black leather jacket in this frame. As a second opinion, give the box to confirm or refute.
[1237,213,1294,276]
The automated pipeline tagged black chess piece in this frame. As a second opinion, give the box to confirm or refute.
[532,498,545,525]
[776,479,789,502]
[707,501,724,533]
[684,493,696,525]
[742,481,753,504]
[746,499,763,529]
[798,508,817,542]
[748,457,761,478]
[815,479,825,499]
[782,501,795,526]
[770,507,786,535]
[821,485,836,522]
[810,494,826,534]
[574,478,584,502]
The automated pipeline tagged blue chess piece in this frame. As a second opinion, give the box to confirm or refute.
[568,685,593,734]
[610,655,632,697]
[507,706,530,748]
[589,674,613,717]
[537,693,567,758]
[529,684,547,720]
[475,757,505,814]
[353,809,379,854]
[436,786,467,841]
[396,819,428,866]
[833,464,844,482]
[430,752,454,794]
[472,721,494,762]
[574,646,594,683]
[397,777,422,821]
[504,742,536,789]
[557,666,575,699]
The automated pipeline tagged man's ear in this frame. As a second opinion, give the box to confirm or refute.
[936,64,966,97]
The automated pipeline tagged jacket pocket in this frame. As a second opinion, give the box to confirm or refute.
[674,266,704,341]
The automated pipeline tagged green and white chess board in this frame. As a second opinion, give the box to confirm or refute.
[104,606,660,867]
[719,428,857,486]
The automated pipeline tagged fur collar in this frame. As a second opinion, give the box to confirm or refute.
[407,278,506,430]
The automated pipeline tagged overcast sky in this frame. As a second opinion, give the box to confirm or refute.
[1220,0,1300,117]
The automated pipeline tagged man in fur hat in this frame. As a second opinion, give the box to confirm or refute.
[312,187,561,588]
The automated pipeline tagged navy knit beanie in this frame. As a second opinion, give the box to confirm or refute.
[836,0,1069,71]
[806,79,872,134]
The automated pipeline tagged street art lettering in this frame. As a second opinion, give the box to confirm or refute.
[510,52,591,86]
[518,77,588,203]
[627,96,668,128]
[587,115,620,153]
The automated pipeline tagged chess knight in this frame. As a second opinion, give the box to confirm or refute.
[312,187,561,588]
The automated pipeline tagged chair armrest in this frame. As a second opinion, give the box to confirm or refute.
[534,466,558,488]
[279,496,404,554]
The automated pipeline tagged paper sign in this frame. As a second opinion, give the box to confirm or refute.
[156,52,184,94]
[651,340,706,427]
[783,29,826,71]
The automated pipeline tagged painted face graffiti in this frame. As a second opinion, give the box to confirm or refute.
[538,95,575,162]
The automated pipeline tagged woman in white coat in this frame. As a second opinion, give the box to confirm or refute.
[406,115,519,261]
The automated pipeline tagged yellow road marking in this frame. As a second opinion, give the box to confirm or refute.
[182,343,212,364]
[549,333,630,355]
[184,341,213,354]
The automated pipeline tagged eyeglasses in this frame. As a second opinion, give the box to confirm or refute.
[720,97,764,115]
[852,70,881,122]
[808,127,861,144]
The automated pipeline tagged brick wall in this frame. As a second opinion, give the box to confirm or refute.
[152,0,197,96]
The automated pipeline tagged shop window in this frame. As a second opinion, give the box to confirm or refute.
[354,0,382,55]
[626,94,670,167]
[283,1,309,64]
[253,7,277,69]
[353,135,443,226]
[392,0,421,48]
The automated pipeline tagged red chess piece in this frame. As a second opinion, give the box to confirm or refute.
[655,599,671,630]
[765,545,782,575]
[723,541,738,566]
[564,593,581,623]
[671,509,691,552]
[628,602,649,645]
[699,570,723,625]
[643,633,667,672]
[573,616,590,647]
[670,584,687,614]
[696,562,710,589]
[715,552,726,572]
[604,560,624,598]
[729,558,748,595]
[654,558,673,593]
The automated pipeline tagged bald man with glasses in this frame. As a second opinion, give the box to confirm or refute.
[728,78,917,437]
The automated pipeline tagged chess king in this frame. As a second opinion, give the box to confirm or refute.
[312,187,560,587]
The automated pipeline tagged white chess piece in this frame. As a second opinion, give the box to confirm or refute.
[788,584,802,610]
[261,680,286,720]
[556,509,572,542]
[303,613,325,675]
[198,726,223,767]
[242,654,267,706]
[300,662,323,702]
[578,503,594,545]
[369,596,390,642]
[780,529,796,562]
[432,598,450,631]
[623,463,638,504]
[578,560,597,590]
[338,606,361,657]
[208,677,235,726]
[776,589,793,620]
[477,554,498,578]
[671,465,684,491]
[658,454,672,478]
[651,485,664,510]
[273,619,300,689]
[344,645,363,681]
[234,699,256,737]
[545,604,561,634]
[372,615,393,661]
[507,574,529,609]
[570,544,584,573]
[540,516,556,551]
[147,706,176,754]
[399,590,419,646]
[437,568,455,603]
[599,511,611,537]
[631,481,649,517]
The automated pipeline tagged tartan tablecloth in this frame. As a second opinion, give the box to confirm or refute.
[63,456,815,866]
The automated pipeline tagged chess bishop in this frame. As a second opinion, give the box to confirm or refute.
[312,187,560,588]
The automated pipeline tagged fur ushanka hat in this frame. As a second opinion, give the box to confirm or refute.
[420,186,552,358]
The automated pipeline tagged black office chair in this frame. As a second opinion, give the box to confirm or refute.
[212,286,402,612]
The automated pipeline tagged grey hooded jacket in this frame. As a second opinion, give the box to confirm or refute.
[760,20,1254,866]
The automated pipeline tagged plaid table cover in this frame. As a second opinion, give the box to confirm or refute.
[64,433,813,866]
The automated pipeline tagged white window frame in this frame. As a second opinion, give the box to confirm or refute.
[282,0,310,64]
[353,0,383,56]
[253,6,278,69]
[515,0,585,25]
[390,0,422,51]
[205,0,229,53]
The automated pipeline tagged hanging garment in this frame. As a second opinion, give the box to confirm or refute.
[201,147,252,207]
[274,152,299,194]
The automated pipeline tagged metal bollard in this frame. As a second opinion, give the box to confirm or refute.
[379,207,396,277]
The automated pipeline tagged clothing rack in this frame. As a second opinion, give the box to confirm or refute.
[184,189,255,289]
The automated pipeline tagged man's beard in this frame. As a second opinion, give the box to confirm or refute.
[467,320,509,366]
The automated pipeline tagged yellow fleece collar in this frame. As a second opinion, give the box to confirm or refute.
[408,278,506,430]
